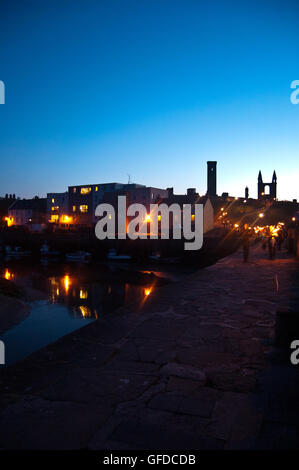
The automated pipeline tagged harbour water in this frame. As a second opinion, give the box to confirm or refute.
[0,258,178,365]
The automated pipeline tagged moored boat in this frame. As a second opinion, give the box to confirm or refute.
[40,242,60,257]
[65,251,91,261]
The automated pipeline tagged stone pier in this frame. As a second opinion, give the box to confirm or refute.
[0,244,299,449]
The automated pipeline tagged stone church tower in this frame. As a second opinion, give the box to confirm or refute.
[207,161,217,197]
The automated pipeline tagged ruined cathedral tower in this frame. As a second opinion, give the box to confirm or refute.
[271,171,277,199]
[258,170,277,200]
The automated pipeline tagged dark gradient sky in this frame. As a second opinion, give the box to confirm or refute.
[0,0,298,200]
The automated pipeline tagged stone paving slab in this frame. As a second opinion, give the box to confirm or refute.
[0,244,299,449]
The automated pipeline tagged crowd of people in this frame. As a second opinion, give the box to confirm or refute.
[239,222,286,262]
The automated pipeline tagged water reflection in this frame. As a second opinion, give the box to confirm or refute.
[79,289,88,299]
[2,266,155,318]
[0,261,160,365]
[77,305,93,318]
[49,275,96,319]
[47,273,154,320]
[63,274,71,293]
[3,268,14,281]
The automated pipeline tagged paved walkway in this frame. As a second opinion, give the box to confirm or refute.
[0,244,299,449]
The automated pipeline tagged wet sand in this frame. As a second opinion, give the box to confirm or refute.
[0,279,48,335]
[0,294,30,335]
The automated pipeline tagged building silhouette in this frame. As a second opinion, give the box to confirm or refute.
[207,161,217,196]
[258,170,277,200]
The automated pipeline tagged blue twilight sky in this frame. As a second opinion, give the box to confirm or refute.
[0,0,298,200]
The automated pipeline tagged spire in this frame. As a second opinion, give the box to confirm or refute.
[258,171,263,182]
[272,170,277,182]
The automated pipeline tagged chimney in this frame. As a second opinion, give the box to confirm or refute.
[167,187,174,196]
[187,188,196,196]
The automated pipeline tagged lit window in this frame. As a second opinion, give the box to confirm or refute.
[73,187,76,193]
[49,214,59,223]
[72,206,76,212]
[52,198,55,203]
[95,186,98,191]
[80,187,91,194]
[51,206,59,211]
[80,205,88,213]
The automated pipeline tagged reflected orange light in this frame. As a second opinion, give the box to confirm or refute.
[144,288,151,297]
[79,289,88,299]
[145,214,151,222]
[79,305,91,318]
[4,216,14,227]
[63,275,71,293]
[4,269,14,280]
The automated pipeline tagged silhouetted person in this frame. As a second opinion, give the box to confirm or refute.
[277,230,284,251]
[268,236,277,260]
[287,227,296,254]
[241,229,251,262]
[261,233,267,250]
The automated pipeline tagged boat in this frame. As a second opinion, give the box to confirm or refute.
[40,242,60,257]
[65,251,91,261]
[5,246,31,257]
[107,249,131,261]
[149,251,161,261]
